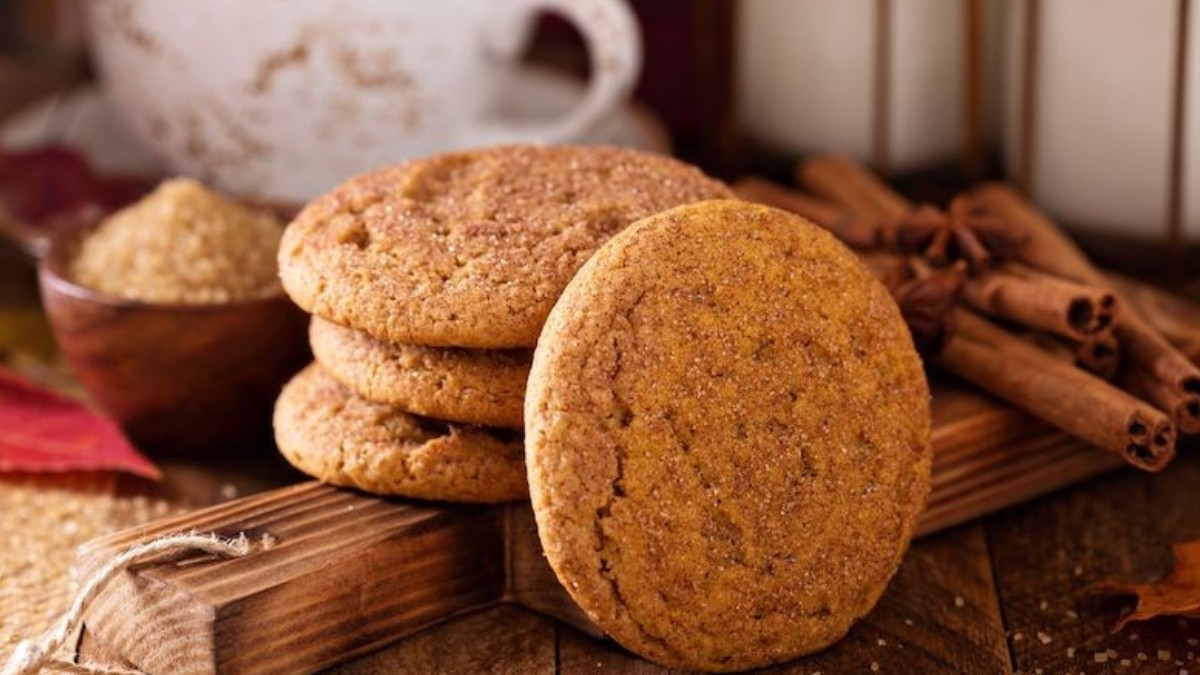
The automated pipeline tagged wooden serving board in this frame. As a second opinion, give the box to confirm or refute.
[75,276,1198,674]
[73,383,1118,674]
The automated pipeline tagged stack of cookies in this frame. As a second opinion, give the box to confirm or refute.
[272,145,731,503]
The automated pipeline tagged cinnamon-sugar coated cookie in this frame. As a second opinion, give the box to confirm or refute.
[309,317,530,429]
[274,364,527,503]
[279,145,732,348]
[525,200,932,671]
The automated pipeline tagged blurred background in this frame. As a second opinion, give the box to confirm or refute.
[1,0,1197,281]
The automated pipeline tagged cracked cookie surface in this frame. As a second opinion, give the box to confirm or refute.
[279,145,732,348]
[274,363,527,503]
[310,317,531,429]
[525,200,932,671]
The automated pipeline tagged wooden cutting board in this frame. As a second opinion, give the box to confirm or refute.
[75,276,1197,675]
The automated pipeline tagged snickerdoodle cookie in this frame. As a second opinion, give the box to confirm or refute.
[309,317,530,429]
[525,200,932,671]
[274,364,527,503]
[278,145,731,348]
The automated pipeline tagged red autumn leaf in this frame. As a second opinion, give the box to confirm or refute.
[0,366,159,479]
[1092,538,1200,630]
[0,145,153,234]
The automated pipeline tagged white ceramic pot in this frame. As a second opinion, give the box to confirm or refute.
[85,0,641,204]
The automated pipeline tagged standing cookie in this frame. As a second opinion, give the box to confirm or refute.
[525,200,932,671]
[279,145,731,348]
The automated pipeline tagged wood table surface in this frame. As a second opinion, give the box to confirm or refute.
[60,445,1192,675]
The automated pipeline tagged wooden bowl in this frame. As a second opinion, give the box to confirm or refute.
[38,229,309,456]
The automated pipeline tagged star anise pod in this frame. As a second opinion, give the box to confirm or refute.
[889,258,968,354]
[879,196,1030,274]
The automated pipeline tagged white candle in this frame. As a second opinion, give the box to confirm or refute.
[1005,0,1200,244]
[737,0,997,173]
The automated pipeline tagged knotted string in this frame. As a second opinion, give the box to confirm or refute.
[3,532,272,675]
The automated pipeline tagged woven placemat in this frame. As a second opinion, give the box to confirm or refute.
[0,474,177,665]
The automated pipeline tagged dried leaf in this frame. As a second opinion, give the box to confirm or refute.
[0,367,159,479]
[1092,539,1200,630]
[0,146,151,229]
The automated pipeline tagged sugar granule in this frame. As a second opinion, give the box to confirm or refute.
[70,178,284,304]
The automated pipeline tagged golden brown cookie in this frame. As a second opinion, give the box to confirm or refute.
[278,145,731,348]
[274,363,527,503]
[309,317,530,429]
[525,200,932,671]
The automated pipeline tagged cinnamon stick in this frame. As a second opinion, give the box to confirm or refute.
[1024,330,1120,380]
[940,310,1176,471]
[961,263,1118,342]
[732,177,881,247]
[795,155,909,221]
[971,183,1200,433]
[1107,273,1200,361]
[1076,330,1121,380]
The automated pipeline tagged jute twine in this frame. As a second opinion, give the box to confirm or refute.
[2,532,272,675]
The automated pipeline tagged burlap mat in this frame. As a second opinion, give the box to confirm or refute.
[0,474,176,665]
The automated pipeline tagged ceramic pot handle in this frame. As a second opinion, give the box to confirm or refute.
[477,0,641,144]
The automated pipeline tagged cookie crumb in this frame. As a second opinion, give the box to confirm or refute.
[1068,647,1076,658]
[870,662,880,672]
[1039,600,1049,611]
[954,595,965,608]
[877,639,887,647]
[1095,652,1109,663]
[1037,631,1052,645]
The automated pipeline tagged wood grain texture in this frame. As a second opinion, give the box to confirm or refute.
[327,605,556,675]
[987,450,1200,674]
[559,525,1012,675]
[78,483,507,675]
[919,381,1123,535]
[505,504,602,638]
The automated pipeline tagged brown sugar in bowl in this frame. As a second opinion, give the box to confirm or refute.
[38,227,310,456]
